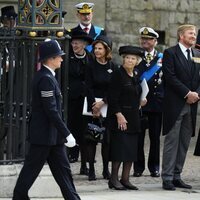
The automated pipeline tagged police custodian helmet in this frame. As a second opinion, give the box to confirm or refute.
[0,6,17,21]
[39,39,65,62]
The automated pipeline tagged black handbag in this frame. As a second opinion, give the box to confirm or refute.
[85,121,105,143]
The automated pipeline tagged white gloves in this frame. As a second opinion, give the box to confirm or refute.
[65,134,76,148]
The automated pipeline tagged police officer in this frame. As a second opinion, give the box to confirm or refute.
[133,27,164,178]
[12,39,81,200]
[0,5,17,28]
[69,2,105,52]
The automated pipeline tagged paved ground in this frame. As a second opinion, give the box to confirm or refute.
[72,135,200,200]
[1,135,200,200]
[1,120,200,200]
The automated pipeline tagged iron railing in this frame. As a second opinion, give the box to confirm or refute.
[0,26,70,164]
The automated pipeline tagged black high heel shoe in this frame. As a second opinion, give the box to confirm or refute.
[88,171,96,181]
[108,180,126,190]
[80,167,89,175]
[120,180,138,190]
[102,170,111,180]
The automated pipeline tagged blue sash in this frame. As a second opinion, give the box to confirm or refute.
[140,53,163,82]
[86,26,102,52]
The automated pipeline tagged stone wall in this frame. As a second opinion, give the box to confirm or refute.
[1,0,200,61]
[104,0,200,61]
[63,0,200,62]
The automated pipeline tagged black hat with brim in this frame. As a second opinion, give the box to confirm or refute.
[39,40,65,62]
[94,35,112,49]
[119,46,145,58]
[0,6,17,21]
[71,30,93,44]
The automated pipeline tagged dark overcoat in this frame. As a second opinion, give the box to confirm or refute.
[162,45,200,136]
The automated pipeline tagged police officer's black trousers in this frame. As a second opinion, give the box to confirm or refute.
[13,144,81,200]
[134,112,162,173]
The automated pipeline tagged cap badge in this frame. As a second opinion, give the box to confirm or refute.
[83,4,89,9]
[143,28,149,35]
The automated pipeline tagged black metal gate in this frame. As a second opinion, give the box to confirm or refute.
[0,25,69,164]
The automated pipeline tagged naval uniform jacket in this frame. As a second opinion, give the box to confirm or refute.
[107,67,142,133]
[28,66,70,145]
[136,51,164,112]
[162,44,200,136]
[70,24,105,39]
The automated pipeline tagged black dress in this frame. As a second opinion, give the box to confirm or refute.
[85,59,118,142]
[107,67,142,162]
[86,59,117,110]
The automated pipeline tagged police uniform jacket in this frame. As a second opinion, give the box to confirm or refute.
[68,50,93,100]
[162,45,200,136]
[136,51,164,112]
[107,67,142,133]
[28,66,70,145]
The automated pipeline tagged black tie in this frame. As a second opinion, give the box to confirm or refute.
[186,49,193,74]
[186,49,191,61]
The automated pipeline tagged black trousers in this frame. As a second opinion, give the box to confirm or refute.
[13,144,81,200]
[134,112,162,173]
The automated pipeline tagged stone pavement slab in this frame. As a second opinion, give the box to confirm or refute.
[1,133,200,199]
[0,186,200,200]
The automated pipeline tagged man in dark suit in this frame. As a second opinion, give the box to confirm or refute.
[133,27,164,178]
[12,39,81,200]
[162,24,200,190]
[69,2,105,52]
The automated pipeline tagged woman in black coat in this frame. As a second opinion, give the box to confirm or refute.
[107,46,146,190]
[85,35,118,181]
[67,30,93,174]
